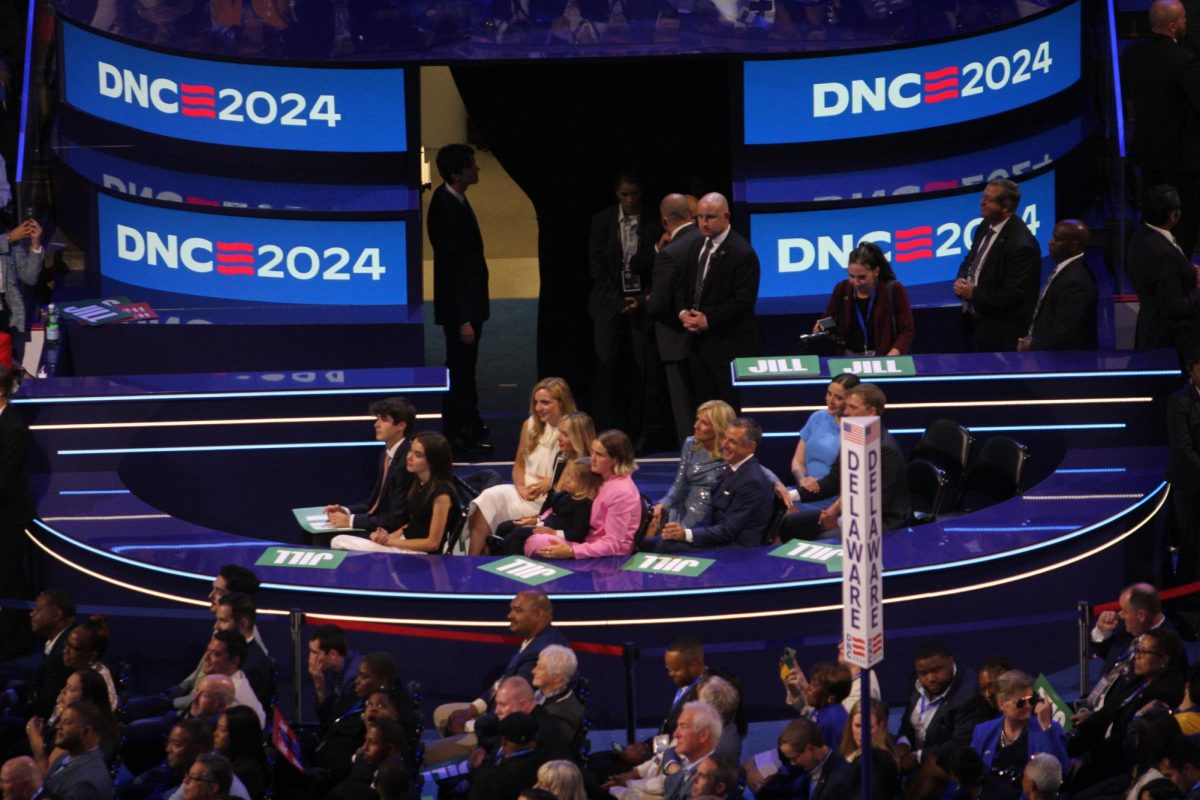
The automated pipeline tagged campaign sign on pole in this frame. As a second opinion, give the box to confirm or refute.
[841,416,884,670]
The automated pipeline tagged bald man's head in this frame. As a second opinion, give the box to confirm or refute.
[661,193,693,231]
[696,193,731,238]
[1,756,41,800]
[1048,219,1090,263]
[1150,0,1187,38]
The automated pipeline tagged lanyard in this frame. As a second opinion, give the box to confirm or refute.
[853,287,877,352]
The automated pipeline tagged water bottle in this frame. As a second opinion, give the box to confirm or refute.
[46,304,60,344]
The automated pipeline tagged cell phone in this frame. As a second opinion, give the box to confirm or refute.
[816,317,836,332]
[611,742,625,753]
[780,647,797,670]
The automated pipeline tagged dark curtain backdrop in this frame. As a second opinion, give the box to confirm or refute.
[450,60,732,410]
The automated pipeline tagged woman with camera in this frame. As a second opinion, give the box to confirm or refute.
[817,240,915,356]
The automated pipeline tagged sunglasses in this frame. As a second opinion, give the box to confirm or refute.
[1011,695,1041,709]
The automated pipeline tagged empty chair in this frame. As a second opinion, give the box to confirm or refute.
[762,495,789,545]
[957,436,1030,513]
[907,459,949,526]
[910,419,973,503]
[631,494,655,551]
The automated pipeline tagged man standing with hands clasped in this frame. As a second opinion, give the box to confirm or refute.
[429,144,492,454]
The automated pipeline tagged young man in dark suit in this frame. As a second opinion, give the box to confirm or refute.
[953,179,1041,352]
[1018,219,1098,351]
[324,396,416,539]
[755,717,853,800]
[679,193,760,411]
[1128,184,1200,366]
[429,144,491,453]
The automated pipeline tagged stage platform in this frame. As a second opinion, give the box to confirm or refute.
[11,351,1183,725]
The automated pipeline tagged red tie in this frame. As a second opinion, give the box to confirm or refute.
[368,452,392,515]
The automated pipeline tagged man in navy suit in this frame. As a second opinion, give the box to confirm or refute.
[429,144,491,453]
[953,179,1041,352]
[641,416,773,551]
[1018,220,1098,352]
[42,700,114,800]
[755,717,853,800]
[647,193,701,445]
[1128,184,1200,366]
[324,397,415,537]
[679,193,760,411]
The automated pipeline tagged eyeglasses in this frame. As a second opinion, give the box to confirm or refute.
[1011,695,1041,709]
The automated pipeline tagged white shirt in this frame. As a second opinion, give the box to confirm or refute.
[231,669,266,726]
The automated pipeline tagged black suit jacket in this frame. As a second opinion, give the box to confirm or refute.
[467,745,551,800]
[897,665,984,764]
[587,205,660,321]
[429,183,490,327]
[18,622,79,720]
[811,752,854,800]
[1168,382,1200,489]
[679,229,761,346]
[647,224,701,362]
[1122,33,1200,173]
[242,637,276,710]
[956,215,1041,351]
[1127,224,1200,353]
[1029,256,1098,350]
[348,438,413,532]
[0,405,33,527]
[800,428,912,532]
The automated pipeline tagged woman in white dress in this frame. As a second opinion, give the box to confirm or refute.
[466,377,577,554]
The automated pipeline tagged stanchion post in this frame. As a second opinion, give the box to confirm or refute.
[1077,601,1090,700]
[860,669,871,800]
[623,642,638,745]
[291,609,305,723]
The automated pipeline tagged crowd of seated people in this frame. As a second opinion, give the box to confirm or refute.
[8,578,1200,800]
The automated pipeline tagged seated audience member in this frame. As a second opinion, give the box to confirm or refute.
[782,383,911,539]
[652,401,736,530]
[793,664,851,753]
[641,417,773,552]
[324,396,417,535]
[1090,583,1175,684]
[1175,663,1200,740]
[494,457,601,556]
[308,625,360,729]
[0,755,41,800]
[531,646,585,755]
[327,718,408,800]
[28,669,118,774]
[1125,716,1187,800]
[614,637,708,772]
[1161,737,1200,796]
[789,376,860,513]
[968,656,1014,725]
[1021,752,1063,800]
[1017,219,1098,352]
[525,430,641,560]
[535,760,586,800]
[179,753,234,800]
[374,755,415,800]
[896,642,985,774]
[698,675,743,764]
[539,411,597,499]
[468,713,550,800]
[362,686,422,771]
[62,615,118,710]
[750,717,852,800]
[120,719,212,800]
[434,592,567,741]
[332,432,459,554]
[202,633,264,727]
[944,747,1008,800]
[467,378,578,554]
[213,594,272,711]
[818,240,915,356]
[969,670,1068,794]
[43,700,116,800]
[0,590,77,722]
[783,642,880,716]
[214,707,267,800]
[313,652,400,778]
[1070,627,1186,789]
[839,700,900,800]
[688,758,737,800]
[660,704,722,800]
[1140,778,1186,800]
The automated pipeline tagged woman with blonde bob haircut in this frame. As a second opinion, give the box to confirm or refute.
[651,400,735,532]
[526,430,641,560]
[536,759,586,800]
[467,377,577,554]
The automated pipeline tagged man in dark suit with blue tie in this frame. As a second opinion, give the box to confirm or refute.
[1128,185,1200,365]
[429,144,491,453]
[641,416,773,552]
[679,193,760,411]
[953,179,1041,352]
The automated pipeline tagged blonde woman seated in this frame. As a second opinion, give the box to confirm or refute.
[651,400,735,531]
[541,411,598,503]
[536,760,587,800]
[332,432,458,554]
[493,457,603,556]
[525,430,641,560]
[466,377,577,554]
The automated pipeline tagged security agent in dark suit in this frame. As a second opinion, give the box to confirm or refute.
[953,179,1041,352]
[429,144,492,453]
[587,172,664,444]
[895,641,985,772]
[781,383,911,541]
[1018,220,1098,352]
[1123,0,1200,257]
[679,193,760,411]
[1169,356,1200,584]
[641,416,773,551]
[1128,185,1200,365]
[647,194,702,445]
[325,397,416,538]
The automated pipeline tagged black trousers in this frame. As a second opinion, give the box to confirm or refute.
[442,321,484,440]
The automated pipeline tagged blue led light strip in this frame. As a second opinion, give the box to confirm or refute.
[59,489,133,495]
[58,441,385,456]
[1107,0,1126,157]
[12,382,449,404]
[733,369,1176,388]
[15,0,35,184]
[766,423,1127,438]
